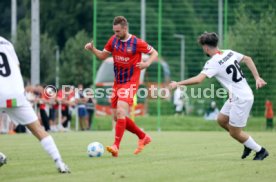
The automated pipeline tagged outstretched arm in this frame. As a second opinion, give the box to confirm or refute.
[169,73,207,89]
[241,56,267,89]
[84,41,110,60]
[136,48,158,70]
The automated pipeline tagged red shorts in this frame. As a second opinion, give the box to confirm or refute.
[111,82,138,108]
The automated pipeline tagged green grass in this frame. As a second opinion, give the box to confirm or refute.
[1,131,276,182]
[91,115,270,131]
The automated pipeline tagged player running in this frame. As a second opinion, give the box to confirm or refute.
[0,36,70,172]
[85,16,158,157]
[169,32,268,160]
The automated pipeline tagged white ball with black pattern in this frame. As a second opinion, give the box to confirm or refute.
[87,142,104,157]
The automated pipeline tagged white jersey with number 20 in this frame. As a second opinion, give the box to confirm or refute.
[201,49,253,100]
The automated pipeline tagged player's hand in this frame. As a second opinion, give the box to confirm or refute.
[84,41,94,51]
[256,77,267,89]
[169,81,178,90]
[136,62,150,70]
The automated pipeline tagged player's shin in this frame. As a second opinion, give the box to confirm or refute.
[125,117,145,139]
[114,118,126,148]
[40,135,62,162]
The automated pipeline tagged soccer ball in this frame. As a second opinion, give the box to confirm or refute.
[0,152,7,167]
[87,142,104,157]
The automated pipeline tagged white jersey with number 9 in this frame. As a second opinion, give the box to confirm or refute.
[0,36,25,106]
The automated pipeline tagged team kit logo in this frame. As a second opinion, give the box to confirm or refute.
[126,46,132,53]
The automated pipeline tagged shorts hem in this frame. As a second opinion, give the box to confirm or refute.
[229,121,246,128]
[219,111,229,116]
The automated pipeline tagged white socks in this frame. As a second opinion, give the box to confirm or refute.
[243,136,262,152]
[40,135,62,162]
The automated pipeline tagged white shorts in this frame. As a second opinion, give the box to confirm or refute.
[0,98,38,126]
[220,97,253,127]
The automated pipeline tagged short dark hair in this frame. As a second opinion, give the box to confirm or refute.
[198,32,219,47]
[113,16,128,27]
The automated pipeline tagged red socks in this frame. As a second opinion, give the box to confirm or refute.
[114,117,146,148]
[125,117,145,139]
[114,118,126,148]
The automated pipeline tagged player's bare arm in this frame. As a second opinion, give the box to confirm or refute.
[136,48,158,70]
[242,56,267,89]
[169,73,206,89]
[84,41,110,60]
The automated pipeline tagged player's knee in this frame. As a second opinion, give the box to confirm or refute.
[116,108,126,118]
[217,118,223,125]
[217,114,226,122]
[217,117,225,126]
[217,114,228,126]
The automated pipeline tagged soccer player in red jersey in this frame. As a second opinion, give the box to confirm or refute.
[85,16,158,157]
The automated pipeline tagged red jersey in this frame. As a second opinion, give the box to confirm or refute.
[104,35,153,84]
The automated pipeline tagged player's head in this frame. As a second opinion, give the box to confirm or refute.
[198,32,219,57]
[113,16,129,40]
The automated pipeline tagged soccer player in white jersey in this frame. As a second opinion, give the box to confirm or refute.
[0,36,70,172]
[169,32,268,160]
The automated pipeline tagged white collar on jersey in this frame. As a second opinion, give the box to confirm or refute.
[120,34,132,42]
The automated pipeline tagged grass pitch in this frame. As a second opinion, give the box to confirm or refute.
[0,131,275,182]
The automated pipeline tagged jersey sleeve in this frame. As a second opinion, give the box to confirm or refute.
[200,60,219,78]
[103,36,114,53]
[137,38,153,54]
[232,50,244,63]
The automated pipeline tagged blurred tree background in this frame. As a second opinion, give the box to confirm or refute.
[0,0,275,115]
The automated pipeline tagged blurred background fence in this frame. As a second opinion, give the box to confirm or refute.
[0,0,275,121]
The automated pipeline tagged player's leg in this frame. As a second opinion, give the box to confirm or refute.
[114,100,128,147]
[123,83,151,154]
[228,125,249,143]
[5,104,70,173]
[112,100,152,153]
[26,121,70,172]
[106,101,128,157]
[106,86,118,157]
[217,99,231,131]
[227,125,253,159]
[229,98,268,160]
[228,125,268,160]
[106,108,119,157]
[125,116,145,139]
[217,113,229,131]
[124,116,152,154]
[112,99,145,139]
